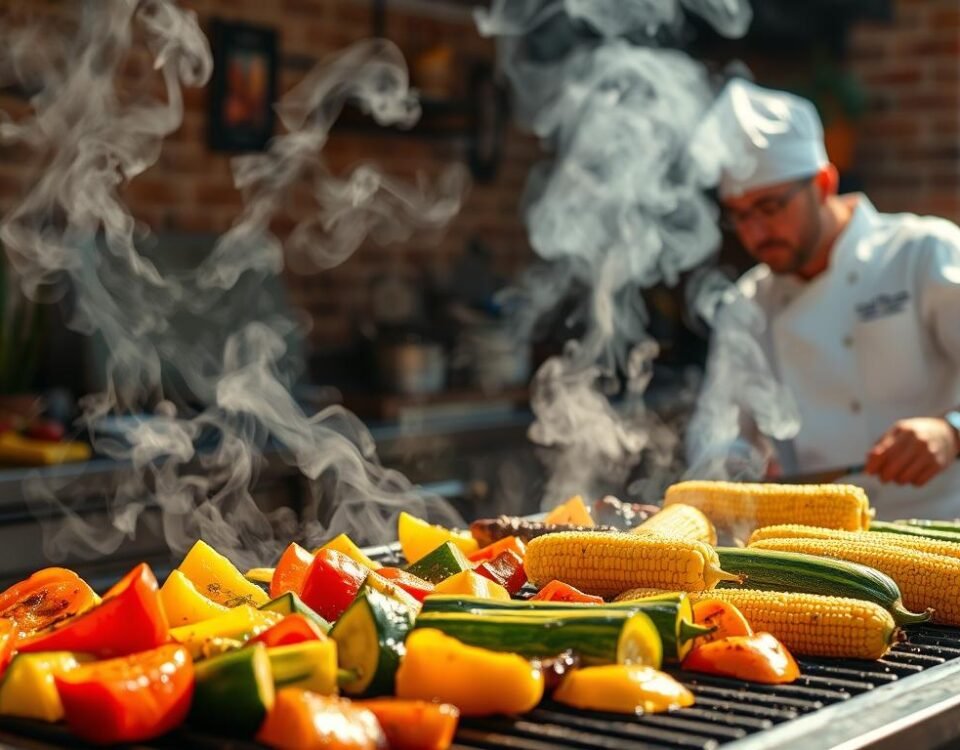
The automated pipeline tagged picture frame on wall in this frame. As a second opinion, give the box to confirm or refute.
[207,19,278,152]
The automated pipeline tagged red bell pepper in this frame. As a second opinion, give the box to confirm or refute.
[299,549,369,622]
[18,563,169,658]
[55,643,194,744]
[376,567,435,603]
[269,542,315,599]
[0,619,15,679]
[474,550,527,596]
[468,535,526,563]
[682,632,800,684]
[358,699,459,750]
[530,580,603,604]
[0,567,99,638]
[251,613,327,648]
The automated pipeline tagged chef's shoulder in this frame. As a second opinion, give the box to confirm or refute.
[879,210,960,262]
[734,263,780,308]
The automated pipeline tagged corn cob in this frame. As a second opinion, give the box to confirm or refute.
[749,537,960,626]
[664,481,871,537]
[750,524,960,562]
[631,504,717,545]
[523,531,740,599]
[621,588,897,660]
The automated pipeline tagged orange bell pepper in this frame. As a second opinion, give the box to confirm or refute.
[54,644,194,744]
[683,632,799,684]
[18,563,169,658]
[252,614,328,648]
[0,568,98,638]
[358,699,459,750]
[256,688,386,749]
[530,580,603,604]
[270,543,315,599]
[376,568,434,603]
[692,599,753,644]
[468,535,526,563]
[0,619,15,679]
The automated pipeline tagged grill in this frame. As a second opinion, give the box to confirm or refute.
[4,547,960,750]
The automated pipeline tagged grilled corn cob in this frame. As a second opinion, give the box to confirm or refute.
[631,504,717,545]
[622,589,897,660]
[750,524,960,562]
[664,481,871,536]
[749,537,960,626]
[524,531,740,599]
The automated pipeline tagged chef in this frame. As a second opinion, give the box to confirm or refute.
[690,78,960,520]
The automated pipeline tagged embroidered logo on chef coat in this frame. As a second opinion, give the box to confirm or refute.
[855,290,910,321]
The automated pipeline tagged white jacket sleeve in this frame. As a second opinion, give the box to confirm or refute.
[917,225,960,365]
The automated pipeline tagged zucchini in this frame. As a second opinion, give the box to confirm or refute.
[413,611,660,666]
[405,542,472,584]
[419,593,706,661]
[190,643,274,737]
[267,640,338,695]
[893,519,960,534]
[871,520,960,544]
[331,587,415,697]
[364,572,422,611]
[715,547,931,626]
[259,592,331,633]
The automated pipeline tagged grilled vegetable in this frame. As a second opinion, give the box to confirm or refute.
[631,503,717,545]
[470,516,619,548]
[358,699,459,750]
[405,541,472,584]
[398,511,478,564]
[553,664,693,713]
[474,550,527,595]
[317,533,382,571]
[749,537,960,626]
[267,639,339,695]
[55,644,194,745]
[269,542,314,598]
[691,599,753,644]
[0,620,12,679]
[544,495,594,526]
[190,643,274,737]
[363,571,422,612]
[18,563,168,658]
[300,549,369,622]
[170,605,282,659]
[530,580,603,604]
[0,568,98,638]
[750,524,960,563]
[252,613,329,648]
[413,610,662,667]
[376,567,434,602]
[331,586,416,697]
[714,546,930,625]
[871,520,960,544]
[593,496,660,530]
[468,535,526,564]
[420,593,708,662]
[256,689,386,750]
[160,570,229,627]
[524,530,740,598]
[396,628,544,716]
[683,632,799,684]
[177,540,268,607]
[664,481,871,535]
[894,519,960,533]
[0,651,88,722]
[432,570,510,600]
[259,592,331,633]
[625,588,898,660]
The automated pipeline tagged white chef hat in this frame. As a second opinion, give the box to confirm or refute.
[700,78,828,199]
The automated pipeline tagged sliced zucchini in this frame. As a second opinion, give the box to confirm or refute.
[259,592,331,633]
[405,542,472,584]
[616,612,663,669]
[267,639,338,695]
[190,643,275,737]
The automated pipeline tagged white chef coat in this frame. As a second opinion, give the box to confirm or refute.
[720,195,960,520]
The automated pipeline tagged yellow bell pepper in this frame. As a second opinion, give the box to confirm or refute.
[553,665,694,713]
[0,652,90,722]
[396,629,543,716]
[177,539,268,607]
[544,495,594,526]
[316,533,382,570]
[170,605,282,659]
[243,567,275,584]
[160,570,230,626]
[398,512,478,564]
[433,570,510,601]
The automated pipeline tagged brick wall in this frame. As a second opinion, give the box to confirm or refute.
[847,0,960,223]
[0,0,540,352]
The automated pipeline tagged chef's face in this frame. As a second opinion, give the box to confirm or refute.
[721,177,822,274]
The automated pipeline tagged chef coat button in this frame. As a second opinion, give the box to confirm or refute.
[847,271,858,285]
[850,399,862,414]
[843,335,853,348]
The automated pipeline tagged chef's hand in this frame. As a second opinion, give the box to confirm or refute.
[865,417,960,486]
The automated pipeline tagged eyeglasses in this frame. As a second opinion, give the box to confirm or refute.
[720,177,813,231]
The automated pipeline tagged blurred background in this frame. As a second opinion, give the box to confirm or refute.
[0,0,956,584]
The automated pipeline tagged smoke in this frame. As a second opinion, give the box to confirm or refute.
[476,0,755,506]
[3,2,467,568]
